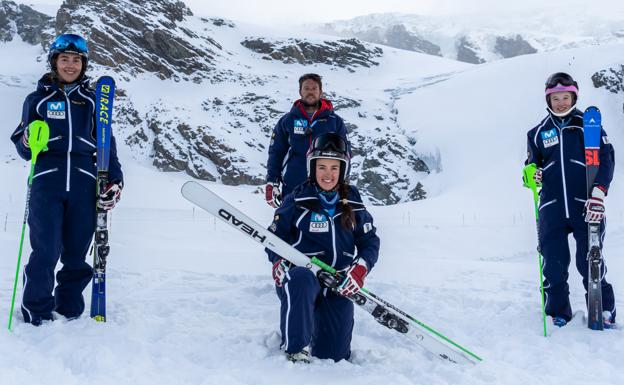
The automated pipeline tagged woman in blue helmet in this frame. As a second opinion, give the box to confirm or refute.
[266,133,380,362]
[10,34,124,326]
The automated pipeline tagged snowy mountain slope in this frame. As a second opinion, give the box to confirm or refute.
[315,12,624,64]
[0,0,474,204]
[1,3,624,385]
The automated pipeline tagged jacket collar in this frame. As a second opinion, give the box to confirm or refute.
[292,98,334,122]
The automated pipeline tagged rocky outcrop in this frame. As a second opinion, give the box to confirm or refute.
[0,0,53,44]
[456,36,485,64]
[494,35,536,58]
[592,65,624,94]
[55,0,222,81]
[592,65,624,112]
[384,24,442,56]
[241,37,383,71]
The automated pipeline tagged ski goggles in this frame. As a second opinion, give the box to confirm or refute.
[309,134,348,154]
[50,34,88,55]
[545,72,578,94]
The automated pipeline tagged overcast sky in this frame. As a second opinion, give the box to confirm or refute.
[22,0,624,25]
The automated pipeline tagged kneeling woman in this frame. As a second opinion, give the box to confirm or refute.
[266,133,380,362]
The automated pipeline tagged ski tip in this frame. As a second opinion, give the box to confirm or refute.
[96,75,116,85]
[181,180,200,194]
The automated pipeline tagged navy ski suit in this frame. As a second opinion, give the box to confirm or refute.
[10,74,123,324]
[266,99,350,196]
[266,183,380,361]
[526,109,615,322]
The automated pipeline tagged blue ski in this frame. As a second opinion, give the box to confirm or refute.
[583,106,603,330]
[90,76,115,322]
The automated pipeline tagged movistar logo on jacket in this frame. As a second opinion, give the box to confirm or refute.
[47,101,66,119]
[541,128,559,148]
[293,119,307,135]
[310,212,329,233]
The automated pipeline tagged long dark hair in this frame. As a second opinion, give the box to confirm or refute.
[338,182,355,230]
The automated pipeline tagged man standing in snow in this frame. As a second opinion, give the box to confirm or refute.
[525,72,616,328]
[264,73,350,207]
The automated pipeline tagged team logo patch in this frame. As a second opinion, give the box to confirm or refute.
[47,101,66,119]
[602,136,610,145]
[309,212,329,233]
[293,119,308,135]
[541,128,559,148]
[363,222,373,233]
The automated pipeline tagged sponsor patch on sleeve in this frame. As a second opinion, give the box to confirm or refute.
[363,222,373,233]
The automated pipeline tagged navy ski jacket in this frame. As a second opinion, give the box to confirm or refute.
[526,108,615,220]
[10,74,123,187]
[266,99,349,195]
[266,182,380,272]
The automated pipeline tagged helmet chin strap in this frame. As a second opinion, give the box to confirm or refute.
[548,103,577,118]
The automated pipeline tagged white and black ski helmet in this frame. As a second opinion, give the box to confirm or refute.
[306,133,350,185]
[48,33,89,81]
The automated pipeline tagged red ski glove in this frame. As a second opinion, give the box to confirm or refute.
[338,259,368,297]
[584,186,606,223]
[265,182,282,208]
[97,182,122,210]
[272,259,290,287]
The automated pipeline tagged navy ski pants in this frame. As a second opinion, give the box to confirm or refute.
[539,214,616,322]
[21,168,95,323]
[275,266,354,361]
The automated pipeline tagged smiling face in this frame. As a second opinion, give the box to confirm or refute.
[299,79,321,107]
[548,91,574,114]
[55,53,83,83]
[315,158,341,191]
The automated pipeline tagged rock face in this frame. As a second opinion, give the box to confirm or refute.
[592,65,624,112]
[0,0,54,44]
[2,0,434,205]
[494,35,537,58]
[456,37,485,64]
[55,0,222,82]
[326,23,442,57]
[240,37,383,72]
[384,24,442,56]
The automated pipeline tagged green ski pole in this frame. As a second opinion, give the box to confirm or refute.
[523,163,548,337]
[8,120,49,331]
[311,257,483,362]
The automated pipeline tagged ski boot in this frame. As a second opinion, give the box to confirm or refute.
[552,316,568,327]
[286,347,310,364]
[603,311,617,329]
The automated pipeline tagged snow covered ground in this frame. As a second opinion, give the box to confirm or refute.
[1,37,624,385]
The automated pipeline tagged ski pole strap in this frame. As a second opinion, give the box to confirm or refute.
[28,120,50,164]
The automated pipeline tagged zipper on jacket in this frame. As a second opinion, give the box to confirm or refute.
[558,127,570,218]
[328,216,337,268]
[64,92,73,192]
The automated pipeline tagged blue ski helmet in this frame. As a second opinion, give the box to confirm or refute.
[48,34,89,80]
